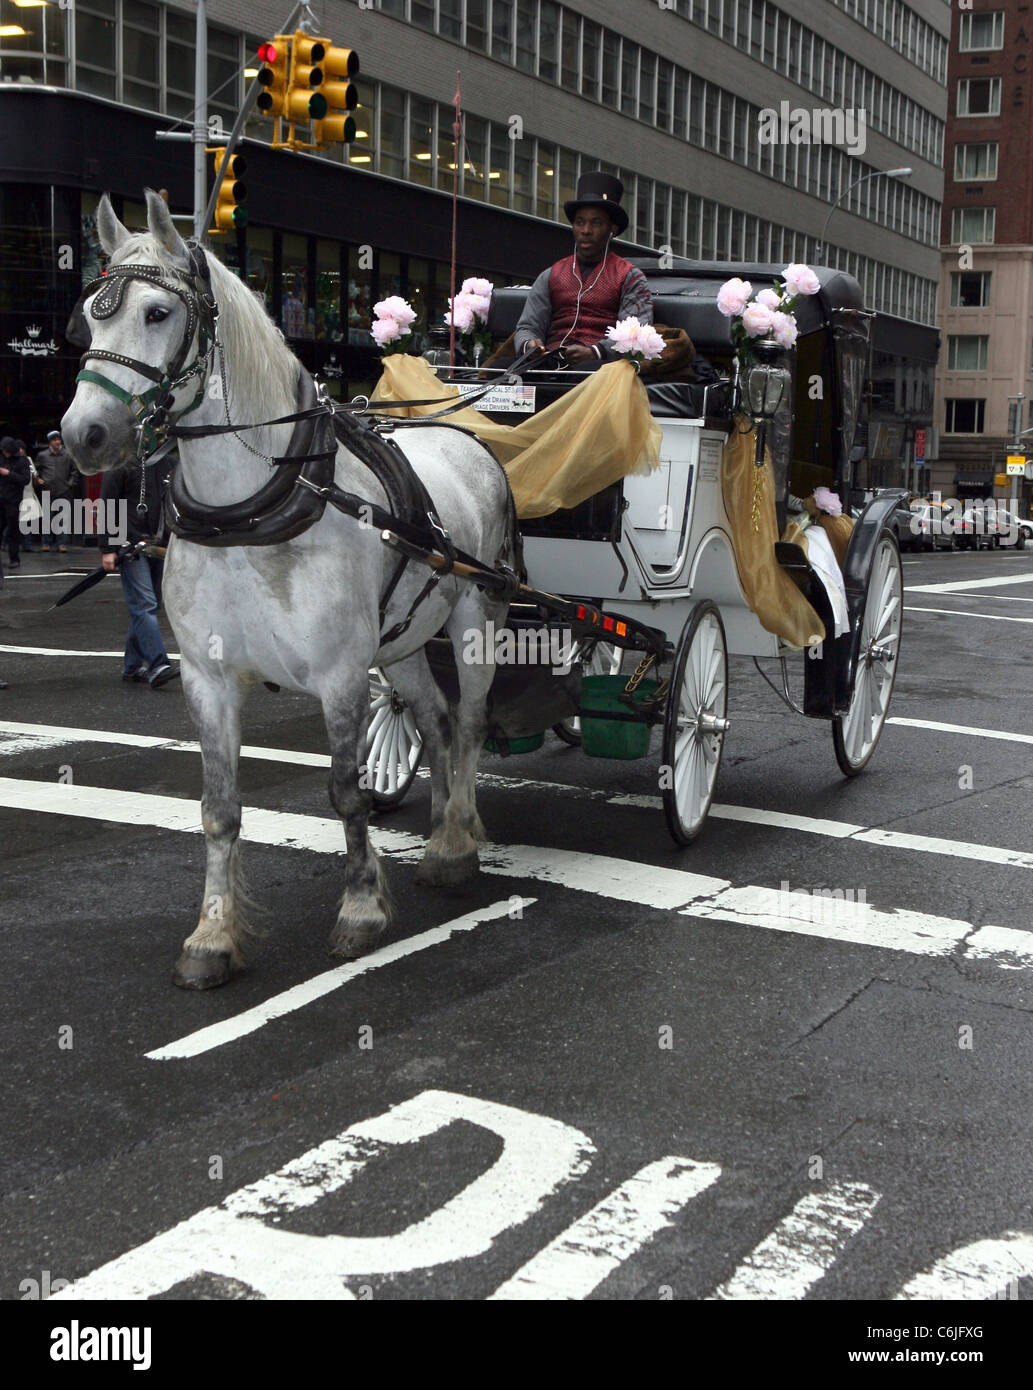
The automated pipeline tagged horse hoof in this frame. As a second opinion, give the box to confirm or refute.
[329,922,385,960]
[172,949,233,990]
[414,849,480,889]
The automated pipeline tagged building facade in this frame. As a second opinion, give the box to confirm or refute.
[933,1,1033,512]
[2,0,946,465]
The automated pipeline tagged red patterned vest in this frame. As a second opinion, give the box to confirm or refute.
[545,253,634,351]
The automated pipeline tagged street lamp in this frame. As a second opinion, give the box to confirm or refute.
[817,168,913,262]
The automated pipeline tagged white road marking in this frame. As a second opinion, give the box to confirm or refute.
[887,716,1033,746]
[896,1231,1033,1300]
[148,898,535,1060]
[0,644,165,659]
[707,1183,881,1299]
[3,778,1031,983]
[53,1090,595,1298]
[905,572,1033,595]
[489,1157,721,1300]
[905,605,1033,623]
[4,721,1032,868]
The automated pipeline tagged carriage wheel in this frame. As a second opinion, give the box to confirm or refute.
[552,640,622,746]
[662,601,729,846]
[832,530,902,777]
[366,668,424,810]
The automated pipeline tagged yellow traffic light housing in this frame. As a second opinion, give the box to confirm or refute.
[210,150,247,233]
[255,39,288,123]
[288,32,326,123]
[311,42,359,147]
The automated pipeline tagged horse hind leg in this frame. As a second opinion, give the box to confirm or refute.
[174,671,259,989]
[325,679,394,958]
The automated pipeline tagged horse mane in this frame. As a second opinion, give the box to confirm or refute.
[111,231,301,452]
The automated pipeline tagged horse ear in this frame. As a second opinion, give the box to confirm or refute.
[96,194,131,256]
[144,188,190,266]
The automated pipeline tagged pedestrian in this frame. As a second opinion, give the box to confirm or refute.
[0,436,31,574]
[99,455,180,688]
[35,430,77,552]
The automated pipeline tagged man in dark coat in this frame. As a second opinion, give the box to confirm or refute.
[99,456,180,687]
[0,436,31,574]
[35,430,77,552]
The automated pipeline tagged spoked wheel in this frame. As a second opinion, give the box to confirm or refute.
[552,640,622,746]
[833,530,902,776]
[662,601,729,845]
[366,668,424,809]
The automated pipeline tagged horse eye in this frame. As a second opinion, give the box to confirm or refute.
[145,306,169,324]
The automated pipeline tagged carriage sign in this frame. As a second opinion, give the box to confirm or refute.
[453,382,536,412]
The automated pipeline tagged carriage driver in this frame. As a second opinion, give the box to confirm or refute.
[514,173,654,366]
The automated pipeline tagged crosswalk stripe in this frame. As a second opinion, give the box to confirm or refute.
[905,572,1033,595]
[905,605,1033,623]
[2,776,1030,990]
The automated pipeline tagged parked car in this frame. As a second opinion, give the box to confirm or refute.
[956,502,1000,551]
[908,502,955,552]
[885,498,917,550]
[996,509,1033,550]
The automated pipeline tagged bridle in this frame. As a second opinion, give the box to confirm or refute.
[76,241,219,459]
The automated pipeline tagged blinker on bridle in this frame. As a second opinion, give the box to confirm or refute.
[75,241,219,459]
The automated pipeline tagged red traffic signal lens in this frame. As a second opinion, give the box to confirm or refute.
[257,42,277,62]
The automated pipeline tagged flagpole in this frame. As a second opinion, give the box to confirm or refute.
[450,72,461,371]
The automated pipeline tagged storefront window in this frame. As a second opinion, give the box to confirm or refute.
[409,97,434,187]
[281,232,309,339]
[347,244,372,346]
[245,226,274,314]
[315,239,343,341]
[0,0,67,84]
[407,256,431,343]
[378,251,403,303]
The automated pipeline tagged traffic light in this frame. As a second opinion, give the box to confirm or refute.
[286,32,328,125]
[210,150,247,232]
[255,39,288,122]
[311,42,359,146]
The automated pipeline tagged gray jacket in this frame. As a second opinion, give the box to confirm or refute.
[35,445,77,496]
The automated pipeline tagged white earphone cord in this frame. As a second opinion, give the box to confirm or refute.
[555,234,613,354]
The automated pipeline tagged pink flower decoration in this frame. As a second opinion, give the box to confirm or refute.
[756,287,781,310]
[635,323,667,360]
[813,486,842,516]
[461,277,493,299]
[781,264,821,297]
[741,302,775,338]
[463,293,491,323]
[373,296,416,327]
[445,297,475,333]
[717,277,753,318]
[771,310,799,349]
[371,316,403,347]
[605,316,643,355]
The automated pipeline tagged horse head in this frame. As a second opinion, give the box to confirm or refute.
[62,189,216,474]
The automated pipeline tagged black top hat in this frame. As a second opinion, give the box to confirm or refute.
[563,172,628,235]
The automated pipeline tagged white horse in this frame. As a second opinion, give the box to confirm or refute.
[62,190,515,989]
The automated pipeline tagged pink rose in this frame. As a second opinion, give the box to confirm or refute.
[463,292,491,324]
[605,316,643,355]
[634,323,667,360]
[781,263,821,297]
[756,287,781,310]
[771,310,799,349]
[374,295,416,327]
[371,316,403,347]
[741,302,775,338]
[445,297,475,333]
[461,277,493,298]
[813,486,842,516]
[717,277,753,318]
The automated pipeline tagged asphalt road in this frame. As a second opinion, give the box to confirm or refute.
[1,541,1032,1316]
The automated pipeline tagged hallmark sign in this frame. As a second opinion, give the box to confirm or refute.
[7,325,59,358]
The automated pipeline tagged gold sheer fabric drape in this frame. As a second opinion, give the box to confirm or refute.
[370,355,662,519]
[721,417,826,650]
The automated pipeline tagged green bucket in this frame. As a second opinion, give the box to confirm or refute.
[579,676,658,759]
[484,732,545,755]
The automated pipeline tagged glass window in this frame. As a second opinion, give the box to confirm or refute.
[947,335,989,371]
[656,59,673,132]
[954,142,998,181]
[516,0,537,73]
[635,177,652,245]
[653,184,669,250]
[406,255,431,340]
[536,142,557,220]
[673,68,688,139]
[467,0,488,51]
[945,399,985,433]
[409,97,434,187]
[959,12,1004,51]
[558,147,578,211]
[411,0,435,34]
[208,25,239,125]
[379,85,406,178]
[582,19,601,101]
[462,114,487,200]
[122,0,159,111]
[440,0,464,41]
[488,124,511,206]
[76,3,117,99]
[245,226,273,315]
[638,51,655,124]
[561,9,578,90]
[513,140,533,213]
[539,1,560,82]
[281,233,309,339]
[957,78,1001,117]
[950,207,995,244]
[492,0,514,63]
[620,39,637,117]
[689,77,703,145]
[949,271,991,307]
[347,80,375,169]
[438,104,457,190]
[602,30,619,107]
[315,239,342,341]
[347,244,372,345]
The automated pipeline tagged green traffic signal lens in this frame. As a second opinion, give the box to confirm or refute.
[308,92,328,119]
[233,208,248,227]
[343,116,356,143]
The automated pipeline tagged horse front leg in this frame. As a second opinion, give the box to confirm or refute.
[173,667,253,990]
[324,681,393,959]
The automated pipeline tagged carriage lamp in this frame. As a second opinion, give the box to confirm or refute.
[744,331,791,468]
